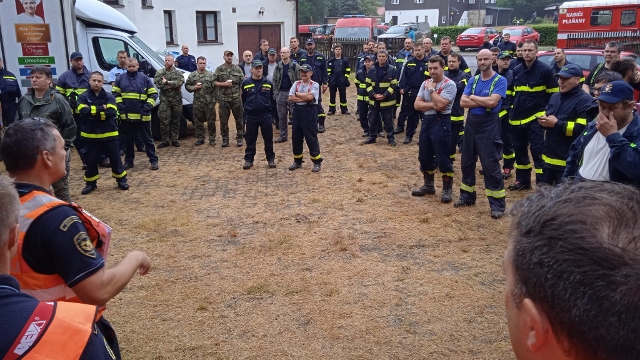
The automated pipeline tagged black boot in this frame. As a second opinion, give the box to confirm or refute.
[411,172,436,196]
[81,182,97,195]
[441,176,453,203]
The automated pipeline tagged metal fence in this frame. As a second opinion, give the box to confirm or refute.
[313,38,409,70]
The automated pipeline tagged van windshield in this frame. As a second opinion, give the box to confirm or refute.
[129,35,165,65]
[335,27,370,39]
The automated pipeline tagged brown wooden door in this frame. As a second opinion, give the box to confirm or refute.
[237,24,282,56]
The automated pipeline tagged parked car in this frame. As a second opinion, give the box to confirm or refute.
[378,22,431,40]
[537,49,640,78]
[502,26,540,45]
[455,27,498,51]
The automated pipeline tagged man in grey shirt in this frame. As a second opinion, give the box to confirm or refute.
[265,48,278,81]
[411,55,457,203]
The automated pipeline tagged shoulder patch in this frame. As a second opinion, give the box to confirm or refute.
[74,232,96,258]
[60,216,82,231]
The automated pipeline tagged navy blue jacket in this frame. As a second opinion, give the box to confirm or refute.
[299,52,328,85]
[112,71,158,121]
[563,113,640,187]
[327,57,350,87]
[511,58,558,125]
[77,88,119,141]
[0,67,21,124]
[399,55,429,96]
[498,41,517,55]
[437,51,470,74]
[354,68,369,100]
[241,76,275,121]
[175,54,197,72]
[445,68,471,120]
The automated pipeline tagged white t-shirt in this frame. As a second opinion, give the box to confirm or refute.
[17,13,44,24]
[579,125,629,181]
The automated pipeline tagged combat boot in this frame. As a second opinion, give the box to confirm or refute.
[411,172,435,196]
[441,176,453,203]
[81,182,97,195]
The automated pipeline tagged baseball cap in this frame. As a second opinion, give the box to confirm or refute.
[306,38,315,45]
[224,50,234,56]
[364,54,375,61]
[268,48,277,55]
[251,59,264,68]
[555,63,582,78]
[497,51,512,59]
[300,64,313,72]
[70,52,83,60]
[595,80,634,103]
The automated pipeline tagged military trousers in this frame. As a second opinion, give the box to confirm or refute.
[419,114,453,176]
[292,104,322,165]
[83,139,126,186]
[51,149,71,202]
[218,98,244,140]
[193,101,217,141]
[459,112,505,212]
[158,101,182,142]
[512,120,544,185]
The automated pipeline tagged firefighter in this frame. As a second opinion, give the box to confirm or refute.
[444,52,471,158]
[363,49,398,146]
[437,36,471,74]
[327,43,350,115]
[411,55,457,203]
[454,49,508,219]
[0,57,21,127]
[288,64,323,173]
[299,39,328,133]
[538,64,598,185]
[497,33,517,55]
[509,40,558,190]
[496,52,515,179]
[354,55,374,137]
[394,38,413,122]
[396,42,429,144]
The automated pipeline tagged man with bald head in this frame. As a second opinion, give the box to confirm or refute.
[175,44,197,72]
[422,38,437,59]
[239,51,253,78]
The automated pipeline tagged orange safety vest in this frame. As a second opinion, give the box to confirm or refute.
[3,301,98,360]
[10,190,111,309]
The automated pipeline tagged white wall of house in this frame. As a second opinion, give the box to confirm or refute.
[385,9,440,28]
[108,0,296,64]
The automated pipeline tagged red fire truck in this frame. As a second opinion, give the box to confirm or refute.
[557,0,640,53]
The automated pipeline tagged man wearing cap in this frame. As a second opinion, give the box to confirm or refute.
[175,44,197,72]
[264,48,279,81]
[214,50,245,147]
[288,64,323,172]
[396,42,429,143]
[497,51,516,179]
[186,56,216,146]
[538,64,598,185]
[563,80,640,187]
[154,54,185,148]
[241,60,276,170]
[272,47,300,143]
[354,55,374,137]
[364,49,398,146]
[299,38,329,133]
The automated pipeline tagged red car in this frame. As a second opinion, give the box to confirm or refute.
[455,27,498,51]
[537,49,640,78]
[502,26,539,45]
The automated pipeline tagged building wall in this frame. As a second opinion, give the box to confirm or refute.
[385,9,440,28]
[108,0,296,64]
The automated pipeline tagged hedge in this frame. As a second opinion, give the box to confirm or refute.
[431,25,557,46]
[431,26,471,45]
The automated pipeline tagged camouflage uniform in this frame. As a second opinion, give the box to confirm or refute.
[213,63,244,141]
[185,70,216,143]
[153,67,184,142]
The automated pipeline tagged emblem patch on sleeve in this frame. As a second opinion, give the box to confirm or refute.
[74,232,96,258]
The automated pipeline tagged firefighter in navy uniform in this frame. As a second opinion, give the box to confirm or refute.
[496,52,516,179]
[0,57,21,128]
[509,40,558,190]
[326,43,351,115]
[444,52,471,158]
[396,42,429,144]
[77,72,128,195]
[538,64,598,185]
[394,38,413,123]
[454,49,508,219]
[354,55,374,137]
[299,39,329,132]
[437,36,471,74]
[288,64,323,173]
[364,49,398,146]
[241,60,276,170]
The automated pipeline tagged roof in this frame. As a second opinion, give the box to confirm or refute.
[560,0,640,9]
[486,6,514,10]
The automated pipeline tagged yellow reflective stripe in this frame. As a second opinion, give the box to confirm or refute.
[379,82,391,87]
[499,110,507,118]
[147,88,158,94]
[106,104,118,111]
[630,143,636,148]
[262,84,272,88]
[100,113,106,121]
[243,84,255,89]
[3,75,17,80]
[463,68,471,73]
[340,103,348,106]
[462,79,468,84]
[442,172,454,177]
[112,171,127,178]
[147,98,156,106]
[485,189,505,198]
[396,59,405,63]
[80,131,119,138]
[407,63,416,67]
[391,79,398,85]
[566,121,575,137]
[546,87,559,93]
[90,106,97,115]
[515,163,532,169]
[380,100,396,107]
[387,87,395,95]
[460,183,475,192]
[329,102,336,106]
[510,111,545,126]
[505,90,514,96]
[345,74,349,78]
[366,86,373,92]
[514,85,546,92]
[112,86,121,93]
[293,154,304,159]
[503,153,515,159]
[451,115,464,121]
[357,95,366,101]
[424,71,430,76]
[366,78,373,83]
[535,168,543,174]
[55,86,68,95]
[575,118,587,126]
[77,104,88,110]
[115,98,123,103]
[359,84,367,88]
[122,93,147,100]
[310,154,322,160]
[84,174,100,182]
[580,77,585,83]
[542,154,566,167]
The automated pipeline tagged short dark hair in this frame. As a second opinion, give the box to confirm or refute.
[556,48,565,54]
[523,39,538,49]
[594,71,623,84]
[490,46,501,53]
[1,118,58,173]
[428,55,445,67]
[196,56,206,62]
[517,42,524,48]
[610,57,637,78]
[260,39,268,45]
[606,41,622,53]
[508,181,640,360]
[334,43,342,49]
[90,71,103,78]
[117,50,127,56]
[447,51,461,61]
[377,49,388,57]
[441,36,451,43]
[30,65,52,79]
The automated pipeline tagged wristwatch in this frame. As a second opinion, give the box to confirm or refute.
[428,88,436,93]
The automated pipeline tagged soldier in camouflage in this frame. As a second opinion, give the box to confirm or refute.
[154,54,185,148]
[213,50,245,147]
[185,56,217,146]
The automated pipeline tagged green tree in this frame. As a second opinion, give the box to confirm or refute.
[299,0,330,24]
[360,0,380,16]
[497,0,555,21]
[340,0,361,15]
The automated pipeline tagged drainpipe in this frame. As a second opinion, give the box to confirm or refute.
[295,0,299,38]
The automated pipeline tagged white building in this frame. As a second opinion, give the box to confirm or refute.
[101,0,297,64]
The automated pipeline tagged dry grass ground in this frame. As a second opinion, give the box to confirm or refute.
[11,86,535,359]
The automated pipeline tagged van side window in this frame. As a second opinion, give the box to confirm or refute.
[590,10,612,26]
[621,10,636,26]
[92,37,141,71]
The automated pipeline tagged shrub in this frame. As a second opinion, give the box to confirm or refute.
[430,26,471,44]
[532,24,557,46]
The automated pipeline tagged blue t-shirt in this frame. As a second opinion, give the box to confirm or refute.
[463,72,507,115]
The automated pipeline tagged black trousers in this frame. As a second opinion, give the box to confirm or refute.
[459,112,505,212]
[542,166,564,186]
[397,95,420,138]
[419,114,453,175]
[512,120,544,185]
[120,121,158,165]
[97,317,121,360]
[500,112,515,170]
[367,105,394,139]
[357,99,369,133]
[317,91,326,125]
[450,119,464,159]
[119,122,145,152]
[83,138,126,184]
[292,104,322,164]
[329,85,348,112]
[244,117,275,162]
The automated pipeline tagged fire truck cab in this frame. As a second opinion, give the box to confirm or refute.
[557,0,640,53]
